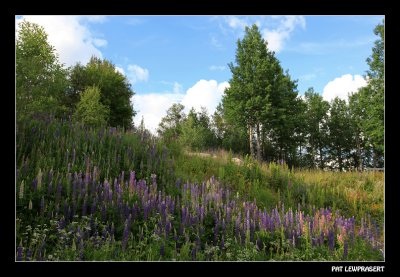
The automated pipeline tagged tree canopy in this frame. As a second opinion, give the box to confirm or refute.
[16,20,68,121]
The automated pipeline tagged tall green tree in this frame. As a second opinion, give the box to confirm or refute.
[16,20,68,121]
[212,103,249,154]
[73,86,110,127]
[157,103,186,141]
[327,98,353,171]
[180,107,217,150]
[68,56,135,128]
[266,69,301,164]
[223,24,274,160]
[303,88,330,169]
[364,20,384,166]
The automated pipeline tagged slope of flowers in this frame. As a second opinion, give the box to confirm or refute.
[16,119,384,261]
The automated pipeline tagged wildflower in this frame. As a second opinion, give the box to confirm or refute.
[72,148,76,165]
[328,229,335,251]
[82,197,87,216]
[220,236,225,250]
[28,199,33,210]
[26,249,32,261]
[343,240,348,259]
[32,178,38,192]
[19,180,24,200]
[40,196,45,216]
[101,203,107,222]
[16,244,23,261]
[160,242,165,257]
[122,219,130,251]
[191,247,196,261]
[37,168,43,190]
[91,198,96,215]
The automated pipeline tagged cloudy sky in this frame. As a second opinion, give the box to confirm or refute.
[15,15,383,133]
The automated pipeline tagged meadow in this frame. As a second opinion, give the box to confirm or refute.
[16,119,384,261]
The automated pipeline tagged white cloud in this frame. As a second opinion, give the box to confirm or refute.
[209,65,226,71]
[133,80,230,134]
[115,66,125,75]
[16,16,106,67]
[261,16,305,53]
[173,82,183,94]
[322,74,367,102]
[220,16,305,53]
[226,16,248,30]
[127,64,149,84]
[133,93,184,133]
[182,80,230,114]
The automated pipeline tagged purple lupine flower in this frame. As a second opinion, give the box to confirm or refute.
[343,240,348,259]
[328,229,335,251]
[191,247,196,261]
[235,216,240,239]
[213,224,219,246]
[110,223,115,241]
[91,198,96,215]
[16,246,23,261]
[56,181,62,204]
[102,226,107,241]
[40,196,45,216]
[250,220,255,242]
[58,217,66,230]
[160,243,165,258]
[101,203,107,222]
[26,248,32,261]
[32,178,38,192]
[165,221,171,238]
[220,236,225,250]
[240,228,246,245]
[64,199,69,220]
[82,197,87,216]
[319,231,324,246]
[37,240,46,261]
[246,209,250,231]
[72,148,76,165]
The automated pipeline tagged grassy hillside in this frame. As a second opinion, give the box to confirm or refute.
[16,119,384,261]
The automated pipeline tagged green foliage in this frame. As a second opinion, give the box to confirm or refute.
[180,107,217,151]
[16,20,69,121]
[68,56,135,128]
[157,103,186,142]
[73,86,110,127]
[327,98,353,171]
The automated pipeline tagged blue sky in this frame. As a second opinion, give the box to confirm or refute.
[16,15,384,132]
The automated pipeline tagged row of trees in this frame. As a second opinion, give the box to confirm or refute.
[158,22,384,171]
[16,20,135,128]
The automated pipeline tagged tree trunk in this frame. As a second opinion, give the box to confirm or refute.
[256,123,262,161]
[249,125,254,159]
[356,134,363,171]
[319,146,324,170]
[373,147,378,168]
